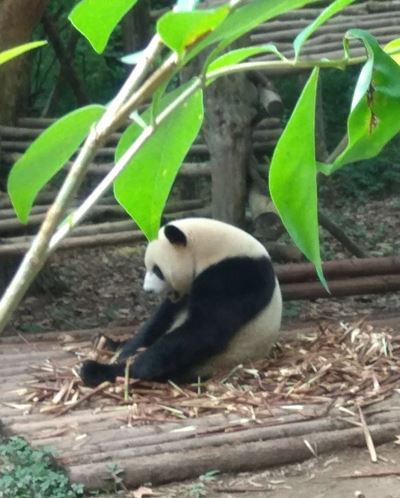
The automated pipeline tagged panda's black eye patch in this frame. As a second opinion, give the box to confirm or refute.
[153,265,164,280]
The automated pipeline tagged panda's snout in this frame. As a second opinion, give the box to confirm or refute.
[143,271,167,294]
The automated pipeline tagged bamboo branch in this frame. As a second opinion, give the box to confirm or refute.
[0,35,164,333]
[48,76,199,250]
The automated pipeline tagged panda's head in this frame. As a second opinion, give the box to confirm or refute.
[143,223,194,298]
[143,217,268,298]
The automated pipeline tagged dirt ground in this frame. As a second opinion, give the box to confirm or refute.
[136,442,400,498]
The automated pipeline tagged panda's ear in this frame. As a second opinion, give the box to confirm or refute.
[164,224,187,246]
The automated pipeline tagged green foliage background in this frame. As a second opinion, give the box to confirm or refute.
[30,0,126,115]
[275,67,400,198]
[26,0,400,200]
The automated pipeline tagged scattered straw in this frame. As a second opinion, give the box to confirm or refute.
[357,402,377,462]
[19,321,400,424]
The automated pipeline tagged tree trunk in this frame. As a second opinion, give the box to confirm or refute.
[202,42,257,227]
[41,13,89,108]
[0,0,48,125]
[122,0,151,54]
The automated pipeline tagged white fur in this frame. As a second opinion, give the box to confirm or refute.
[194,280,282,377]
[143,271,168,294]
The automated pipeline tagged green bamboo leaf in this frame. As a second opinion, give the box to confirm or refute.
[157,7,229,58]
[69,0,137,54]
[8,105,105,223]
[0,41,47,66]
[321,30,400,174]
[162,0,316,64]
[114,88,203,240]
[269,67,327,289]
[384,38,400,64]
[294,0,355,59]
[207,44,284,74]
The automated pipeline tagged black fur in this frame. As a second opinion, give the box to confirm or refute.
[164,224,187,246]
[80,256,276,386]
[80,361,125,387]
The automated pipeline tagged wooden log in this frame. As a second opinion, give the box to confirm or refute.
[255,117,282,129]
[180,162,211,177]
[261,2,391,20]
[66,207,210,238]
[63,400,399,458]
[2,117,281,139]
[248,183,286,242]
[0,202,208,254]
[1,151,213,180]
[259,88,283,117]
[90,161,212,178]
[0,196,118,219]
[251,15,400,43]
[366,1,400,13]
[251,11,400,35]
[252,33,395,62]
[63,411,400,465]
[0,231,145,255]
[0,125,123,147]
[1,140,118,157]
[2,207,210,246]
[0,203,52,219]
[252,128,282,143]
[0,206,127,235]
[68,422,399,490]
[0,199,205,234]
[281,274,400,300]
[0,212,54,234]
[276,256,400,284]
[0,191,56,209]
[17,116,55,128]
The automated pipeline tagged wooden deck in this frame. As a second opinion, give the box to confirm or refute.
[1,317,400,491]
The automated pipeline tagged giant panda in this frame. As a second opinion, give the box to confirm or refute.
[80,217,282,386]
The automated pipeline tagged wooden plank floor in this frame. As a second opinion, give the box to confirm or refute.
[1,318,400,491]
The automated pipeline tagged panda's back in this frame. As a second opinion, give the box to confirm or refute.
[164,219,282,378]
[171,218,269,277]
[193,278,282,378]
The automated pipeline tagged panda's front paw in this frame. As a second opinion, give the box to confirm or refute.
[80,360,121,387]
[131,352,167,381]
